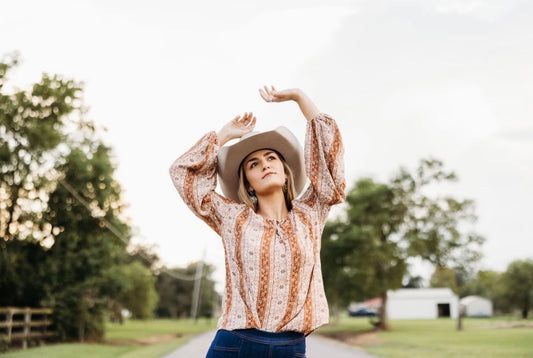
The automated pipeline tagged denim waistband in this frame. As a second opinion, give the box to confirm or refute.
[227,329,305,345]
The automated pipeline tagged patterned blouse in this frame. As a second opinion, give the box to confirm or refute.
[169,113,345,335]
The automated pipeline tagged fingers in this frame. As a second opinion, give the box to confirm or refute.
[259,85,276,102]
[247,115,257,128]
[236,112,255,127]
[258,88,269,101]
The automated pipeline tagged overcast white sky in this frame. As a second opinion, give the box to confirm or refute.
[2,0,532,288]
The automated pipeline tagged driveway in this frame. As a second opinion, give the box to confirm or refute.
[162,330,377,358]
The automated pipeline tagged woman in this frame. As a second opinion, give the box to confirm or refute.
[169,86,345,357]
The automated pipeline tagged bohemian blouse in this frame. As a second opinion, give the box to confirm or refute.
[169,113,345,335]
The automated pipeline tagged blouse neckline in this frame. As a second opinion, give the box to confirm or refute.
[251,207,292,225]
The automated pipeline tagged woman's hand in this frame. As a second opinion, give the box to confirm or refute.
[259,85,320,121]
[259,86,301,103]
[217,112,256,146]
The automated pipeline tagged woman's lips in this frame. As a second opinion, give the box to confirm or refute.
[262,172,276,179]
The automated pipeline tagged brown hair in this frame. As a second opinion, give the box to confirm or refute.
[237,151,296,212]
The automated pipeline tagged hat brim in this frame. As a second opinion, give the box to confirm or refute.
[217,127,306,203]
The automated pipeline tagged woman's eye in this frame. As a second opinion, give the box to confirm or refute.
[268,156,276,160]
[250,162,257,168]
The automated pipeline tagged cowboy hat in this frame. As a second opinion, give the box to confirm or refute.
[217,126,306,203]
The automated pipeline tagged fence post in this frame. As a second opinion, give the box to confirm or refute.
[6,309,13,341]
[22,308,30,350]
[42,310,48,344]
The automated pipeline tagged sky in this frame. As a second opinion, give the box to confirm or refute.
[2,0,532,289]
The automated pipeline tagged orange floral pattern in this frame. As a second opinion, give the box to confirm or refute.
[169,113,345,335]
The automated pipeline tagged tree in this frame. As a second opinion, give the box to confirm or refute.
[43,143,132,341]
[430,266,458,293]
[402,275,424,288]
[321,159,484,329]
[322,178,407,325]
[155,262,219,319]
[460,270,507,313]
[501,259,533,319]
[106,261,159,320]
[1,53,83,306]
[0,54,154,341]
[127,243,160,270]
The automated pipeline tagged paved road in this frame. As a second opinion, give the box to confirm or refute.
[163,330,377,358]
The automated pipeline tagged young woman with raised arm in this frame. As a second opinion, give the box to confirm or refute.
[169,86,345,358]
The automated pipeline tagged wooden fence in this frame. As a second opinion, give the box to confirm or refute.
[0,307,53,350]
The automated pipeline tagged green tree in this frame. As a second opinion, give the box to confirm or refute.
[430,266,458,293]
[1,53,82,306]
[460,270,507,313]
[322,178,407,325]
[127,243,160,270]
[501,259,533,319]
[0,54,154,341]
[116,261,159,319]
[321,159,484,329]
[155,262,219,319]
[43,143,132,341]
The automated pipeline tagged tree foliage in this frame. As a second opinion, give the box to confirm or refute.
[109,262,159,320]
[155,262,219,320]
[321,159,484,329]
[0,54,158,341]
[501,259,533,319]
[460,269,507,313]
[430,266,458,293]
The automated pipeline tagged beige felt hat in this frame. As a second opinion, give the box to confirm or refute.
[217,126,306,203]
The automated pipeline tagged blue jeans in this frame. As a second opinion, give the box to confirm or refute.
[206,329,306,358]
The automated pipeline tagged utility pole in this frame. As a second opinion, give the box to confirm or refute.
[190,248,206,322]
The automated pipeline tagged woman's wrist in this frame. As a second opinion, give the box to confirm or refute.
[290,88,304,103]
[217,128,232,146]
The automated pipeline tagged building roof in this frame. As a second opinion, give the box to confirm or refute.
[388,288,457,299]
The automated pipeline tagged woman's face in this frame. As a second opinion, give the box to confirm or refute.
[242,149,286,196]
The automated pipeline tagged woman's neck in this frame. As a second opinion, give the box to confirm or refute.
[256,191,289,221]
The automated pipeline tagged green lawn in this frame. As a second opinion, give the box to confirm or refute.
[4,316,531,358]
[2,318,217,358]
[317,316,533,358]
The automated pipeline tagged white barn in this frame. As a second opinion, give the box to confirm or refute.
[460,295,493,317]
[387,288,459,320]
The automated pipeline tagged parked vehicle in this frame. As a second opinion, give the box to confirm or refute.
[348,307,377,317]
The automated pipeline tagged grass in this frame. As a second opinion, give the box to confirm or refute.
[4,316,531,357]
[2,318,217,358]
[105,318,216,340]
[316,316,533,358]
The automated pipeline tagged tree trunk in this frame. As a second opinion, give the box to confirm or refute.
[522,298,530,319]
[457,306,464,331]
[376,290,389,330]
[331,306,340,325]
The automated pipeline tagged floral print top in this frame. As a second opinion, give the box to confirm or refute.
[169,113,345,335]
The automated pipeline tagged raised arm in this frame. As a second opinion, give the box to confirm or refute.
[259,86,320,121]
[260,85,345,214]
[169,112,257,234]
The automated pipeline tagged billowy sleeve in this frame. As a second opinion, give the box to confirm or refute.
[297,113,346,220]
[169,131,230,236]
